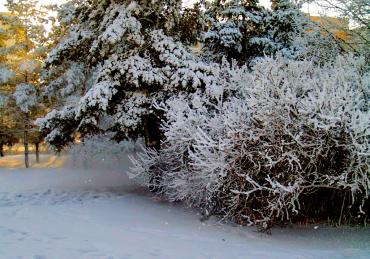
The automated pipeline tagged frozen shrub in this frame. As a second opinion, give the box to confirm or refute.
[130,55,369,229]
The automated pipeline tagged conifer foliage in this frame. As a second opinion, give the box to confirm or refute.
[38,0,216,150]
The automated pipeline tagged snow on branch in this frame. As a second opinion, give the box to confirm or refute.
[13,83,37,113]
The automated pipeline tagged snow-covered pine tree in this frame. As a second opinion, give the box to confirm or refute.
[251,0,311,59]
[202,0,263,63]
[38,0,217,151]
[203,0,341,64]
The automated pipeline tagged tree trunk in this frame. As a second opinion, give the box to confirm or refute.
[82,142,88,169]
[144,114,162,193]
[35,142,40,163]
[0,144,4,157]
[24,113,29,168]
[144,114,161,150]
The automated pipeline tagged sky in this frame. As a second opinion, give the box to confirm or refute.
[0,0,328,17]
[0,0,66,12]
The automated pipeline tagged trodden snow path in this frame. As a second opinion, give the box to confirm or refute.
[0,155,369,259]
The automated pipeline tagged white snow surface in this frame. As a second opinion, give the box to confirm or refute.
[0,155,369,259]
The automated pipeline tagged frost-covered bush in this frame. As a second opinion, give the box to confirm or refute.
[130,55,369,228]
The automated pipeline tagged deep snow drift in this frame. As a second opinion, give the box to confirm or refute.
[0,155,369,259]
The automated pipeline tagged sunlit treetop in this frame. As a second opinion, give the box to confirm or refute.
[4,0,59,49]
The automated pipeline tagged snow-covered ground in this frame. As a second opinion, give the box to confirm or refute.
[0,155,369,259]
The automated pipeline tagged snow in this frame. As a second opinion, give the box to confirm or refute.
[0,154,369,258]
[0,67,15,84]
[0,93,8,107]
[13,83,38,113]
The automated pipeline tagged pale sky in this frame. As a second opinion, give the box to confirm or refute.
[0,0,326,16]
[0,0,67,12]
